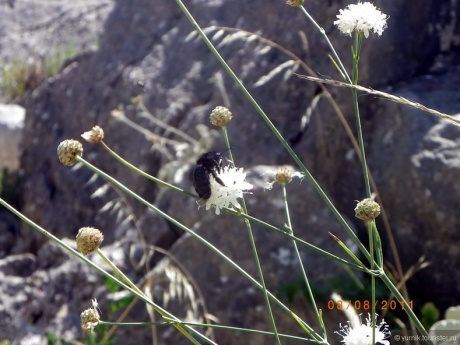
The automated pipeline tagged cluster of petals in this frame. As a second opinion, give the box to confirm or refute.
[334,2,388,38]
[336,313,390,345]
[204,166,253,215]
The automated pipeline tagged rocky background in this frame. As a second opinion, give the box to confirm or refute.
[0,0,459,344]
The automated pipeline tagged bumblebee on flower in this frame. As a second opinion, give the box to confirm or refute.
[202,164,253,215]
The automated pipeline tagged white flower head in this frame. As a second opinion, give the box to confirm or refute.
[204,166,253,215]
[334,2,388,38]
[336,313,390,345]
[264,166,304,190]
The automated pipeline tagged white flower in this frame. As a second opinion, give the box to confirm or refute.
[204,166,253,215]
[334,2,388,38]
[264,166,304,190]
[336,313,390,345]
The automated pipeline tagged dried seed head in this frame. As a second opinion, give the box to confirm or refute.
[355,198,380,221]
[210,106,233,127]
[286,0,304,7]
[76,227,104,255]
[57,139,83,166]
[81,299,100,332]
[274,167,293,184]
[81,126,104,144]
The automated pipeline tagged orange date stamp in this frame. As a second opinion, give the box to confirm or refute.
[327,299,414,311]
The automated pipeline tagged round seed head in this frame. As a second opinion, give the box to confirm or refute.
[76,227,104,255]
[57,139,83,166]
[210,106,233,127]
[355,198,380,221]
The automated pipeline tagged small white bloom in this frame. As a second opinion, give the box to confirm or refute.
[204,166,253,215]
[336,313,390,345]
[263,167,304,190]
[334,2,388,38]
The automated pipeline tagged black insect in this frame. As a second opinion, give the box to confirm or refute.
[191,151,226,200]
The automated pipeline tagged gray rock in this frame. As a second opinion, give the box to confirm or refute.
[0,240,103,343]
[0,0,113,63]
[365,59,460,309]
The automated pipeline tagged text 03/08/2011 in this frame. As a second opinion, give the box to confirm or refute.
[327,300,414,311]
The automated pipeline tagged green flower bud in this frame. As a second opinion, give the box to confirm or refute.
[355,198,380,221]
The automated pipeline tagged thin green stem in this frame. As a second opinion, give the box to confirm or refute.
[74,157,323,343]
[299,6,351,83]
[379,272,432,342]
[351,32,371,198]
[0,198,209,345]
[368,221,376,345]
[221,126,282,345]
[351,30,374,343]
[234,211,365,271]
[100,141,196,198]
[174,0,372,264]
[96,248,144,297]
[100,320,313,342]
[282,184,326,339]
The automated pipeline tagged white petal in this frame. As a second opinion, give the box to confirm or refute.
[203,166,252,214]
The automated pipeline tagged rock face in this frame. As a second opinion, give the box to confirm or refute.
[0,0,113,64]
[1,0,460,343]
[366,59,460,310]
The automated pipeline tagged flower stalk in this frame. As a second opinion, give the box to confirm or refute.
[299,5,351,83]
[281,181,327,339]
[220,125,282,345]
